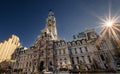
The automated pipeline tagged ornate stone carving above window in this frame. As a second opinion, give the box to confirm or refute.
[76,40,81,46]
[82,40,86,44]
[72,41,76,46]
[67,42,71,47]
[62,41,65,46]
[58,42,61,47]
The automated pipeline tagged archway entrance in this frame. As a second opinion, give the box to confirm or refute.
[49,61,53,71]
[39,61,45,72]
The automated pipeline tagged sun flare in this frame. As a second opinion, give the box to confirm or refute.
[95,5,120,45]
[106,20,113,27]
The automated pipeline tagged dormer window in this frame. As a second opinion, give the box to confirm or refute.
[72,42,76,46]
[82,40,86,44]
[77,35,80,38]
[54,43,58,47]
[90,33,97,39]
[58,43,61,47]
[73,35,76,39]
[77,40,81,45]
[62,42,65,46]
[67,42,71,47]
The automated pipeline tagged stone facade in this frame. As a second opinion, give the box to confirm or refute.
[67,29,115,70]
[0,34,20,63]
[100,23,120,69]
[11,10,117,74]
[12,46,39,74]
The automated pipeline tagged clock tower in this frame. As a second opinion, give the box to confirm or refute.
[46,9,57,40]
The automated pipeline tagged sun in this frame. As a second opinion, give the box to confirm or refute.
[94,3,120,46]
[106,20,113,27]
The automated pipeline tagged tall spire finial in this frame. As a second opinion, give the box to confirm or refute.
[48,9,54,16]
[49,9,52,12]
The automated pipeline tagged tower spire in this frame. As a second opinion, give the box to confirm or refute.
[49,9,52,12]
[45,9,57,40]
[48,9,54,17]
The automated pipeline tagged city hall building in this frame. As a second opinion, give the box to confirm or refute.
[11,10,116,74]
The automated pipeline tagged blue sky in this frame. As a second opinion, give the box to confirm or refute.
[0,0,120,47]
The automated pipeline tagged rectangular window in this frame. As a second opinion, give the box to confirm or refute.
[82,56,85,63]
[79,48,82,53]
[69,49,72,55]
[76,57,79,64]
[63,49,65,54]
[88,56,91,63]
[85,47,88,52]
[75,48,77,54]
[100,54,105,61]
[45,32,47,37]
[72,57,74,64]
[57,50,59,55]
[59,50,61,54]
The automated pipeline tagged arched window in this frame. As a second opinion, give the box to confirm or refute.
[82,40,86,44]
[74,48,77,54]
[62,41,65,46]
[64,58,67,64]
[72,57,74,64]
[76,57,79,64]
[54,43,58,47]
[72,41,76,46]
[100,54,105,61]
[77,40,81,45]
[58,42,61,47]
[60,58,62,61]
[67,42,71,47]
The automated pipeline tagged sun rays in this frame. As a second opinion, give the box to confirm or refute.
[94,5,120,46]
